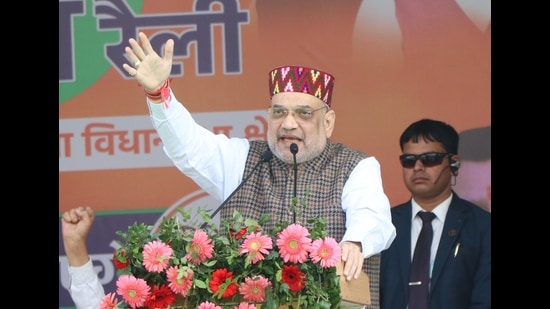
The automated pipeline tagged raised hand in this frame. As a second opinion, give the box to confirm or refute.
[123,32,175,92]
[61,206,95,267]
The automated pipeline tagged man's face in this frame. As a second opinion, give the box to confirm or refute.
[266,92,335,164]
[401,139,457,203]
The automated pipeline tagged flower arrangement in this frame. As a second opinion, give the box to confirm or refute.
[101,206,343,309]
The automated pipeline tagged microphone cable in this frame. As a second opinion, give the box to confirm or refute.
[290,143,298,223]
[200,149,273,229]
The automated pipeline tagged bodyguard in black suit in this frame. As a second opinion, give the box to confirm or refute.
[380,119,491,309]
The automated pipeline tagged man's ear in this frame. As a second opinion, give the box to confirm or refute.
[450,155,461,175]
[324,110,336,138]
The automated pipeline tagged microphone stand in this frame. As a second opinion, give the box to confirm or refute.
[290,143,298,223]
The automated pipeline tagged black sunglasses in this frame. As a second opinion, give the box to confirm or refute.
[399,152,453,168]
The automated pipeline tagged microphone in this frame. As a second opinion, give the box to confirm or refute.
[290,143,298,223]
[200,149,273,229]
[290,143,299,156]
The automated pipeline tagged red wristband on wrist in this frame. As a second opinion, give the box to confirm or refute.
[144,79,172,109]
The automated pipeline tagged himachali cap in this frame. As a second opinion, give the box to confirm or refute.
[268,65,335,107]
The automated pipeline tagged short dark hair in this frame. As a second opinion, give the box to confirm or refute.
[399,118,459,154]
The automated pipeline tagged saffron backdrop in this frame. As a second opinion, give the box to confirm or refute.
[58,0,491,307]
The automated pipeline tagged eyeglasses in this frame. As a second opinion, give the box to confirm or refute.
[267,106,327,121]
[399,152,453,168]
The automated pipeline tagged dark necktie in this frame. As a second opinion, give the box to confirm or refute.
[408,211,436,309]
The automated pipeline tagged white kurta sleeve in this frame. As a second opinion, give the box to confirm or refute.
[341,156,397,258]
[67,258,105,309]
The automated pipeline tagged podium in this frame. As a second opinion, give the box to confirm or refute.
[336,262,371,305]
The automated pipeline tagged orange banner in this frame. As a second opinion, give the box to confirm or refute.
[59,0,490,212]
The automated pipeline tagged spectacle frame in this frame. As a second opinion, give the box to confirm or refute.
[399,152,453,168]
[267,106,327,121]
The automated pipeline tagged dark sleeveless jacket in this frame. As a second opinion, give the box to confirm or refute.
[220,139,381,308]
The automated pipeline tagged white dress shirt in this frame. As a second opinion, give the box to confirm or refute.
[410,194,452,277]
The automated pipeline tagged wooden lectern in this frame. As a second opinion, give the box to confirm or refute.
[336,262,371,305]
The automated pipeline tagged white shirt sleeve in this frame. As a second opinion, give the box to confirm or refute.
[340,156,397,258]
[67,258,105,309]
[147,91,249,201]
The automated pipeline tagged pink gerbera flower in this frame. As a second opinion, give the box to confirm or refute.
[99,292,119,309]
[116,275,150,309]
[197,301,223,309]
[235,303,258,309]
[239,232,273,264]
[276,223,312,263]
[186,229,214,264]
[166,265,194,296]
[142,240,173,272]
[309,237,342,268]
[239,275,271,302]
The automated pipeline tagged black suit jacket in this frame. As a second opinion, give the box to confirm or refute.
[380,192,491,309]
